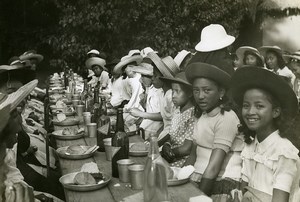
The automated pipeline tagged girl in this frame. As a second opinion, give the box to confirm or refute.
[159,72,195,167]
[236,46,264,67]
[185,62,243,200]
[231,66,299,202]
[259,46,296,88]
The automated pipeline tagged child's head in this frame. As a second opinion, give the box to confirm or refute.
[285,51,300,79]
[243,51,264,67]
[259,46,285,70]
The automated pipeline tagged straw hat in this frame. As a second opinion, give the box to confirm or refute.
[85,57,107,70]
[140,47,157,58]
[113,55,143,74]
[236,46,264,64]
[0,65,21,72]
[258,46,283,58]
[0,79,38,112]
[147,52,180,78]
[185,62,231,88]
[87,49,100,55]
[128,49,141,56]
[283,51,300,63]
[195,24,235,52]
[160,72,191,86]
[19,50,44,63]
[230,66,298,118]
[130,63,153,76]
[174,50,191,67]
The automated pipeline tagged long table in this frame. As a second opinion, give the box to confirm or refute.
[55,134,204,202]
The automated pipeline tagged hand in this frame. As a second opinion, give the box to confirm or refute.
[5,181,35,202]
[27,146,38,155]
[129,108,144,117]
[161,143,175,163]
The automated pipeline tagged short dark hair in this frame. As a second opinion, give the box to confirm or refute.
[243,51,264,67]
[266,50,286,69]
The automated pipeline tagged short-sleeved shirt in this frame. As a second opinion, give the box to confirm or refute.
[275,66,296,88]
[193,107,241,179]
[170,106,195,167]
[241,130,299,195]
[98,71,110,89]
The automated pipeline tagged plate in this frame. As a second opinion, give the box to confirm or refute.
[53,117,80,126]
[56,146,96,160]
[129,143,149,157]
[59,172,111,192]
[52,130,84,140]
[167,177,190,186]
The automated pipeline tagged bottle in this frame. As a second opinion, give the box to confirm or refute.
[91,84,101,123]
[81,79,88,102]
[98,97,110,127]
[85,84,94,112]
[111,108,129,178]
[97,119,111,152]
[144,136,169,202]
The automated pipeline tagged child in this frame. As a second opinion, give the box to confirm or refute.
[284,51,300,101]
[159,72,195,167]
[236,46,264,68]
[231,66,299,201]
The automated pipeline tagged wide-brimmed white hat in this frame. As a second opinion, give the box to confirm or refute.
[236,46,264,64]
[147,52,180,78]
[258,46,283,58]
[0,79,38,112]
[113,55,143,74]
[131,63,153,76]
[283,51,300,63]
[85,57,107,71]
[195,24,235,52]
[140,47,158,58]
[174,50,191,67]
[87,49,100,55]
[128,49,141,57]
[0,65,21,72]
[19,50,44,63]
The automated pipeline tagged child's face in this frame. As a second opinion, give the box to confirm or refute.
[266,52,278,70]
[92,65,103,77]
[171,83,190,107]
[151,68,163,89]
[140,75,152,88]
[125,65,135,78]
[192,78,225,112]
[289,60,300,78]
[242,88,280,134]
[245,54,258,66]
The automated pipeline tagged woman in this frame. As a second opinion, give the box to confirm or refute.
[236,46,265,67]
[185,62,244,201]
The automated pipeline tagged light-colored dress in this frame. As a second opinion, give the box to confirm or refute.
[191,107,242,181]
[241,130,299,195]
[169,107,195,167]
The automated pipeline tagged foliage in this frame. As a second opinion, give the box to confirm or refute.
[1,0,250,70]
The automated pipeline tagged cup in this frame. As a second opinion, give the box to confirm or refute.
[105,144,120,161]
[72,93,80,100]
[87,123,97,137]
[72,99,81,107]
[128,164,145,189]
[117,159,135,183]
[83,112,92,136]
[103,138,112,146]
[75,105,85,117]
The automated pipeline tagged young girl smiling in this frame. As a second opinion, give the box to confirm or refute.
[231,66,299,201]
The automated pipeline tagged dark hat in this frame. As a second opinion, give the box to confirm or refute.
[230,66,298,118]
[160,72,191,86]
[185,62,231,88]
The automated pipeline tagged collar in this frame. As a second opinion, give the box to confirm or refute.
[254,130,280,153]
[202,106,221,117]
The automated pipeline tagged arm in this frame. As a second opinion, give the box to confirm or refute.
[184,142,197,166]
[172,139,193,157]
[272,189,289,202]
[130,108,163,121]
[240,180,248,194]
[198,148,226,195]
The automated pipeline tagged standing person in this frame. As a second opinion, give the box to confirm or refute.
[85,57,110,89]
[185,62,243,200]
[188,24,236,76]
[236,46,265,68]
[230,66,299,202]
[259,46,296,88]
[159,72,195,167]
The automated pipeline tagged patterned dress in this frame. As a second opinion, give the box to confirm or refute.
[169,106,195,167]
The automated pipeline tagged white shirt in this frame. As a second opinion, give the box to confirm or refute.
[110,77,131,107]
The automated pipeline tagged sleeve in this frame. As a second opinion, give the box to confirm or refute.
[213,111,239,153]
[100,71,110,88]
[124,78,143,109]
[184,116,195,141]
[241,147,250,183]
[273,156,298,193]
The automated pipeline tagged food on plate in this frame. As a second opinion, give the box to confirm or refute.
[57,113,66,122]
[171,165,195,180]
[130,142,149,152]
[73,172,96,185]
[66,145,85,155]
[81,162,104,179]
[55,100,67,108]
[62,128,74,136]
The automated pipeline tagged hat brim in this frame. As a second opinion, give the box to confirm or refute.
[258,46,282,58]
[85,57,107,71]
[160,76,191,87]
[230,66,298,118]
[0,79,38,112]
[20,54,44,63]
[283,53,300,63]
[195,35,235,52]
[113,55,143,74]
[185,62,231,88]
[147,52,173,78]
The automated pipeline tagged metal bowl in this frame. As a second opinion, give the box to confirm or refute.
[56,146,96,160]
[167,177,190,186]
[52,130,84,140]
[53,117,80,126]
[59,172,111,192]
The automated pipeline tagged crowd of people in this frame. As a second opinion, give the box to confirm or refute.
[1,23,300,201]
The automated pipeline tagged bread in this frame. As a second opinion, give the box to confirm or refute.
[130,142,148,152]
[73,172,96,185]
[80,162,104,179]
[177,165,195,180]
[57,113,66,122]
[66,145,85,155]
